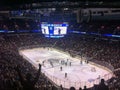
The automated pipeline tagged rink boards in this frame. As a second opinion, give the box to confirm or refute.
[19,47,113,89]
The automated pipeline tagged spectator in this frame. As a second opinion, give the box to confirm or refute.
[70,86,76,90]
[97,79,109,90]
[15,64,41,90]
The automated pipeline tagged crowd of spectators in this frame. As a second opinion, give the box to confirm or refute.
[69,20,120,35]
[0,19,38,32]
[0,33,120,90]
[0,34,53,90]
[0,18,120,36]
[55,35,120,90]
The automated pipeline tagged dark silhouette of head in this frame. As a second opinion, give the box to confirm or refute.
[79,87,82,90]
[70,87,76,90]
[84,86,87,89]
[101,79,105,84]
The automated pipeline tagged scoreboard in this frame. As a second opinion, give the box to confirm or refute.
[41,22,68,38]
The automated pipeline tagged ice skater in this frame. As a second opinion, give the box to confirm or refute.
[50,61,53,67]
[61,60,63,65]
[91,67,96,72]
[85,60,89,64]
[60,66,62,71]
[98,75,101,79]
[67,59,69,62]
[69,62,71,66]
[61,60,64,65]
[65,73,67,78]
[80,60,82,65]
[42,60,45,66]
[86,60,89,64]
[65,62,67,66]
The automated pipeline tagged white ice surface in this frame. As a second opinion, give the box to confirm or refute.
[19,48,113,89]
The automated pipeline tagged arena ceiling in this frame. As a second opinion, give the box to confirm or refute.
[0,1,120,10]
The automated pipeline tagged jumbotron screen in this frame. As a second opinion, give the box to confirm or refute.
[41,22,68,38]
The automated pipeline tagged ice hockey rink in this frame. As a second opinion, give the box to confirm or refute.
[19,47,113,89]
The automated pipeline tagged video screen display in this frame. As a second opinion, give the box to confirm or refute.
[41,22,68,38]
